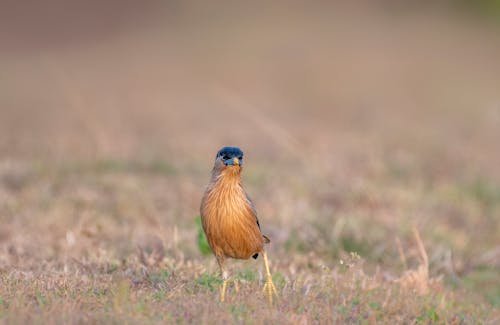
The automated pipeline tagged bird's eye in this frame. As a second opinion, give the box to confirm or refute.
[222,155,229,160]
[238,156,243,160]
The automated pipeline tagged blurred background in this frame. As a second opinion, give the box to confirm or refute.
[1,0,499,308]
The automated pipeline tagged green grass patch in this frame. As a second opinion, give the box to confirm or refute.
[195,273,222,292]
[416,306,439,323]
[148,270,170,286]
[340,235,370,256]
[272,272,286,288]
[195,216,211,255]
[228,303,247,319]
[152,289,167,302]
[463,267,500,306]
[237,269,256,282]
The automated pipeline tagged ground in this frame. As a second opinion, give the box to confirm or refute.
[0,2,499,324]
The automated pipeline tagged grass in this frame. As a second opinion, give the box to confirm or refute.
[0,160,498,323]
[1,255,479,323]
[1,2,500,323]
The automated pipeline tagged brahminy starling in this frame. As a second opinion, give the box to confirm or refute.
[200,146,277,304]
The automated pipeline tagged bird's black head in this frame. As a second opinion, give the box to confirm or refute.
[216,146,244,166]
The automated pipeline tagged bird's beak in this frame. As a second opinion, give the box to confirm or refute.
[223,157,240,166]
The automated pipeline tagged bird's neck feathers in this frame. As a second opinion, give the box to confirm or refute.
[211,166,242,190]
[212,165,242,183]
[205,167,252,225]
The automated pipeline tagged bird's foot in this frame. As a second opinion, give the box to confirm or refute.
[220,279,228,302]
[262,274,278,305]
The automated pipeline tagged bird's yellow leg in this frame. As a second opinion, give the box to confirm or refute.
[220,278,227,302]
[261,250,278,305]
[220,269,229,302]
[217,256,229,303]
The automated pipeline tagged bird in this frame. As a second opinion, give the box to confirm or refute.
[200,146,277,304]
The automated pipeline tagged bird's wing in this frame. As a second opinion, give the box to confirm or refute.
[245,192,260,228]
[245,192,270,244]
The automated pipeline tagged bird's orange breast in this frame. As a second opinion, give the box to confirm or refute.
[201,176,263,259]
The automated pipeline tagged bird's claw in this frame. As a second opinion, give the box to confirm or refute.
[262,275,278,305]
